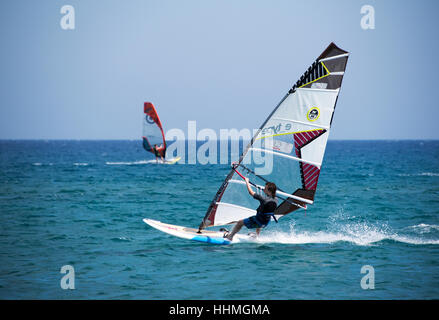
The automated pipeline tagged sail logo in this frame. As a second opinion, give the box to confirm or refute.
[307,107,320,122]
[260,123,292,136]
[145,115,155,124]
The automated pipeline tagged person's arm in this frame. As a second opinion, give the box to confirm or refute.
[244,177,255,197]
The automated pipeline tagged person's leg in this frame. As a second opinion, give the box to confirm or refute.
[226,220,244,240]
[255,228,262,236]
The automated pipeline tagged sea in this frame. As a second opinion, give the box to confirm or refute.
[0,140,438,299]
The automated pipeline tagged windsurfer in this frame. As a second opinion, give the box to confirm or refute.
[153,144,165,163]
[225,178,277,241]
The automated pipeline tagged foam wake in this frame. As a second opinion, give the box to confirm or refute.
[73,162,89,166]
[252,223,439,246]
[106,160,153,165]
[106,159,178,165]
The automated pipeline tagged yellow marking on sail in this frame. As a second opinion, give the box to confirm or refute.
[298,61,330,88]
[256,128,325,141]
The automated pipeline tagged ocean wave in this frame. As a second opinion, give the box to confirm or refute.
[32,162,54,166]
[406,224,439,234]
[110,237,132,242]
[106,160,152,165]
[398,172,439,177]
[250,223,439,246]
[73,162,89,166]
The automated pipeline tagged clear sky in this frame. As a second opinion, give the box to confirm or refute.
[1,0,438,140]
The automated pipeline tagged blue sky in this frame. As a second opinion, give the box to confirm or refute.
[1,0,438,139]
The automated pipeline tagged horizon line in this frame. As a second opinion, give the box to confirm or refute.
[1,138,438,142]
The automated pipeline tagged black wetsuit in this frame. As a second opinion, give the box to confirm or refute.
[244,193,277,228]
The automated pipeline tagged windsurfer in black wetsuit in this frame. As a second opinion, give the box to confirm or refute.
[153,144,165,163]
[225,177,277,241]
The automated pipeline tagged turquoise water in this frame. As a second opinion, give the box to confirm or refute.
[0,140,438,299]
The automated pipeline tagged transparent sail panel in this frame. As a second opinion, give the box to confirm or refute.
[242,147,303,194]
[219,176,255,210]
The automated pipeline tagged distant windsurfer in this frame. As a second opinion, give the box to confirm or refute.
[225,177,277,241]
[153,144,165,163]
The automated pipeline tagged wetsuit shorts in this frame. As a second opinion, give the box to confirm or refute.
[243,216,269,229]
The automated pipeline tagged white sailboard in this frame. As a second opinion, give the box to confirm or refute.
[143,219,251,244]
[144,43,349,245]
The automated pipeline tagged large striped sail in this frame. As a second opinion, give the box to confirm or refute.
[199,43,349,230]
[142,102,166,158]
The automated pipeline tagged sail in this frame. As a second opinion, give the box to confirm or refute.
[142,102,166,158]
[199,42,349,229]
